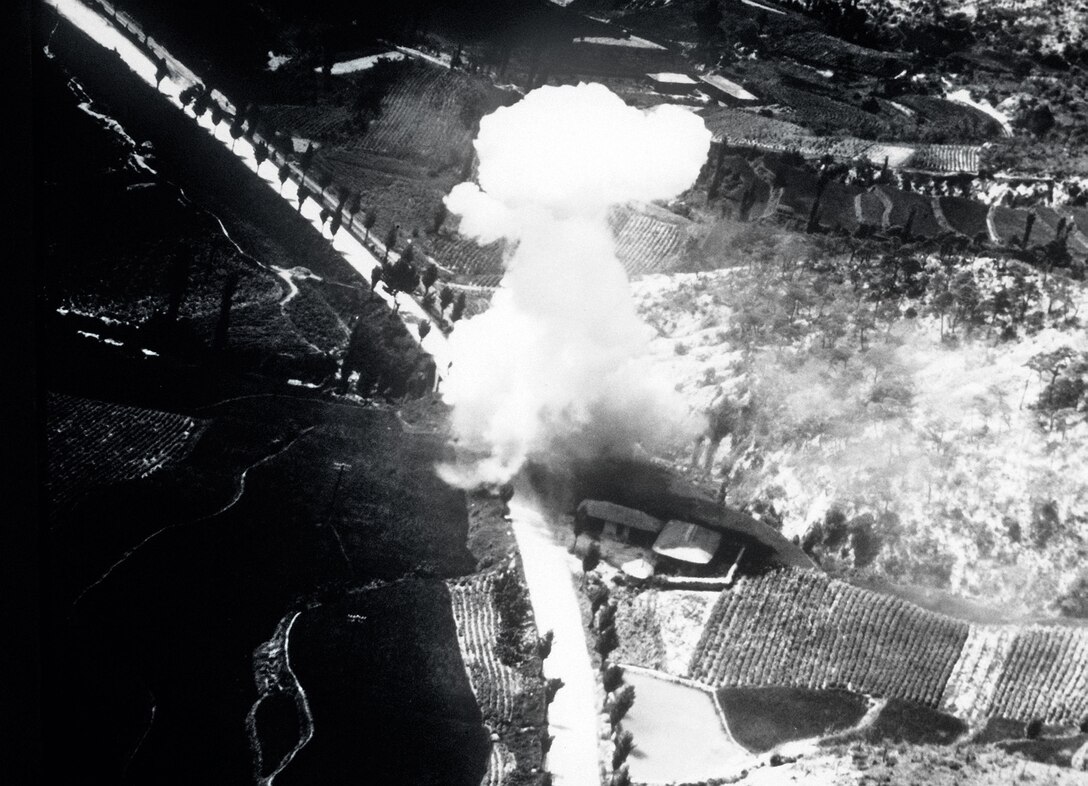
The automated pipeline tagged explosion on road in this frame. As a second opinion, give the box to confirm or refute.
[439,82,711,487]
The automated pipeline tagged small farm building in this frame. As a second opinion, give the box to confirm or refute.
[646,72,699,95]
[653,520,722,565]
[576,499,664,547]
[698,74,758,105]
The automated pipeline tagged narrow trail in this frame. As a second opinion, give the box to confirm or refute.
[508,501,601,786]
[73,425,315,608]
[252,610,315,786]
[122,693,156,780]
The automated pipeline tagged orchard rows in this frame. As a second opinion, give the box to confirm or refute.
[687,570,968,707]
[46,393,207,511]
[448,574,525,726]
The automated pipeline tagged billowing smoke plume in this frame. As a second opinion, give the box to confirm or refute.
[439,82,711,486]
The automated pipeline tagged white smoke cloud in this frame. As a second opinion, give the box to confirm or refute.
[439,82,711,487]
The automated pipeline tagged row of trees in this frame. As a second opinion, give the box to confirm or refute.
[582,572,637,786]
[173,72,484,400]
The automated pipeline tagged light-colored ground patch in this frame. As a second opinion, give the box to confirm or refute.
[621,669,750,784]
[940,624,1018,726]
[654,590,718,677]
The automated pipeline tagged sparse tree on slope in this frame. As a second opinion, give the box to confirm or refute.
[298,142,315,176]
[383,224,399,262]
[229,115,245,151]
[363,209,377,242]
[213,271,240,351]
[439,286,454,315]
[450,291,467,323]
[421,261,438,293]
[347,192,363,229]
[253,142,269,174]
[296,184,311,213]
[316,170,333,199]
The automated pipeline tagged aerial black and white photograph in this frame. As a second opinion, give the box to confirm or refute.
[25,0,1088,783]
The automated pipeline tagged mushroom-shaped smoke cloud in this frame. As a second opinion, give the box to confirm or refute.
[440,82,711,487]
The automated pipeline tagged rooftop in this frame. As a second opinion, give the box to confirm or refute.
[653,520,722,564]
[698,74,758,102]
[646,72,699,85]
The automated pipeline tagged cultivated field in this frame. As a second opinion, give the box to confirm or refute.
[688,570,969,707]
[46,393,208,513]
[449,573,528,725]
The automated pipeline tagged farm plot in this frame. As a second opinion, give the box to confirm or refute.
[284,580,491,786]
[345,61,507,166]
[763,83,893,140]
[612,589,719,677]
[938,196,990,239]
[1064,207,1088,237]
[1035,207,1088,255]
[989,205,1031,246]
[895,95,1004,142]
[260,103,355,143]
[853,699,966,746]
[856,190,887,227]
[940,625,1018,725]
[315,151,504,284]
[699,106,813,146]
[609,202,693,276]
[717,686,869,752]
[907,144,981,174]
[776,32,909,77]
[687,569,969,708]
[986,626,1088,727]
[876,185,943,238]
[448,573,527,726]
[46,392,208,512]
[814,181,864,234]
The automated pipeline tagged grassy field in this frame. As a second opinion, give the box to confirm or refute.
[717,686,869,752]
[281,580,491,786]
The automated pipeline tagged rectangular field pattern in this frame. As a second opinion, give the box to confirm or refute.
[448,574,525,726]
[46,392,208,512]
[688,569,969,708]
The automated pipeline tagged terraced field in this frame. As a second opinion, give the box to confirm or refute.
[877,185,943,237]
[776,31,909,77]
[814,181,864,233]
[939,196,991,238]
[988,627,1088,726]
[688,570,970,708]
[349,62,505,164]
[46,392,208,512]
[896,94,1004,142]
[989,204,1030,246]
[856,190,887,227]
[609,202,692,276]
[907,144,981,174]
[763,83,893,140]
[700,106,813,146]
[448,573,526,725]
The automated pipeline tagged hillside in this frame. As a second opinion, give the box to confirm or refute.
[632,245,1088,618]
